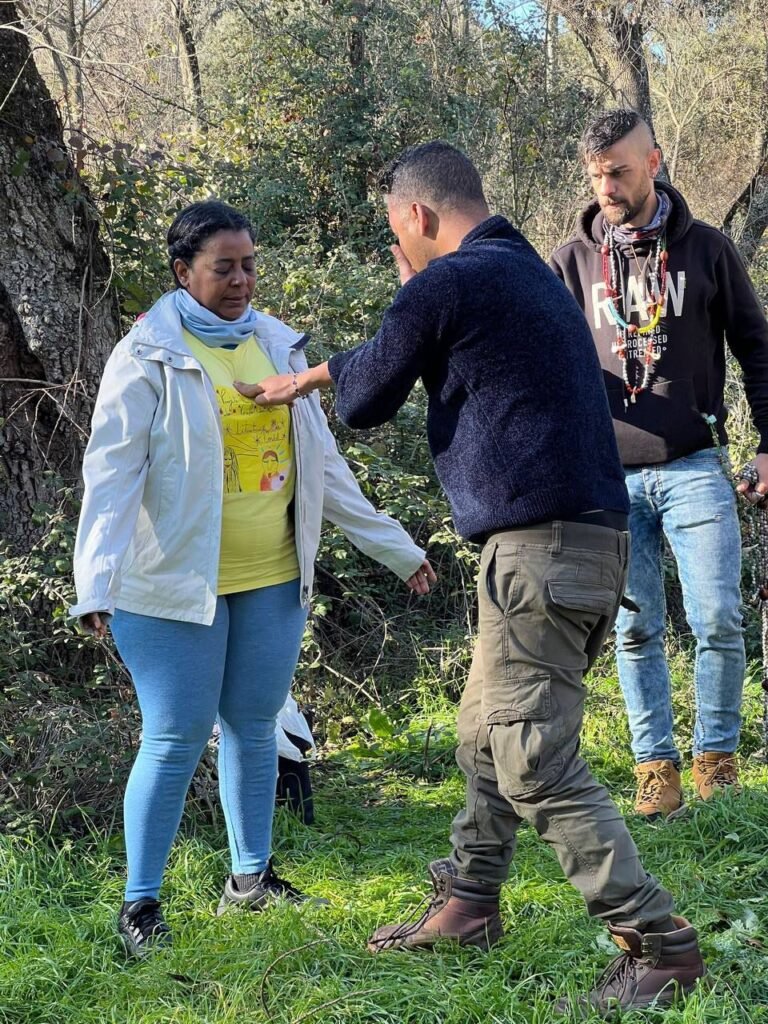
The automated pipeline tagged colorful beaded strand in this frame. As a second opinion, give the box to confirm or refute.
[602,228,668,405]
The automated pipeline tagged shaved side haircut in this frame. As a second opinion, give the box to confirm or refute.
[379,141,488,213]
[581,110,656,161]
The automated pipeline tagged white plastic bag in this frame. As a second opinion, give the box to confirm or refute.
[276,693,315,762]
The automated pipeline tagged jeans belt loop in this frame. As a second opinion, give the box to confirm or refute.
[551,520,562,556]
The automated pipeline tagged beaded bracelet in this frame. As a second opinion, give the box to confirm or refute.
[291,373,308,400]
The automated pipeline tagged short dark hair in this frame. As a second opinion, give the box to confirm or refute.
[379,141,487,212]
[580,109,655,160]
[167,200,255,285]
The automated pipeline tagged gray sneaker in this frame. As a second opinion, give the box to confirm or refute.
[217,860,329,915]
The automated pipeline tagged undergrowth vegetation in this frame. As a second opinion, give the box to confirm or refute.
[0,662,766,1024]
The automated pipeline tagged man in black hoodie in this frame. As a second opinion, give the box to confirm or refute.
[551,109,768,820]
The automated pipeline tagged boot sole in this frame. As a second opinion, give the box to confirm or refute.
[636,802,688,823]
[367,918,504,954]
[557,976,705,1019]
[594,975,706,1018]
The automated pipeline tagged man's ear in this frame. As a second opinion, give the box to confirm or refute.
[413,202,437,238]
[648,147,662,179]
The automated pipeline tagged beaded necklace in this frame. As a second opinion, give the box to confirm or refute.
[601,227,669,407]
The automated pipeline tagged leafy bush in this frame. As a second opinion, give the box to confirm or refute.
[0,490,136,833]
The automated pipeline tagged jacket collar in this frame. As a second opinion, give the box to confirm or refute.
[460,214,523,247]
[128,292,306,370]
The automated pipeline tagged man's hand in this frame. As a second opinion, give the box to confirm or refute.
[234,375,293,407]
[81,612,108,638]
[235,362,333,408]
[404,559,437,595]
[736,452,768,505]
[391,244,416,286]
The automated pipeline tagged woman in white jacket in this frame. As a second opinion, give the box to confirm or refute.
[70,200,434,957]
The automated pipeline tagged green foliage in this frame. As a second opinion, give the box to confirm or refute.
[0,492,136,835]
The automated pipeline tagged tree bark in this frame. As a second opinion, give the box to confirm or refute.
[722,139,768,266]
[174,0,206,130]
[722,21,768,264]
[0,2,119,552]
[550,1,669,179]
[347,0,366,75]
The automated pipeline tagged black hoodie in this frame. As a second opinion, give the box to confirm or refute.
[551,181,768,466]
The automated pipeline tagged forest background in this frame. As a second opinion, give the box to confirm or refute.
[1,3,768,1021]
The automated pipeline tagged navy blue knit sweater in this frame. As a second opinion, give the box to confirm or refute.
[328,215,629,541]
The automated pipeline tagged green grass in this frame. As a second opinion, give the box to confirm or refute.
[1,659,767,1023]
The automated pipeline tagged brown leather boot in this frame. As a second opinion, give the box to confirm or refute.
[634,759,685,820]
[556,916,706,1015]
[692,752,742,800]
[367,862,503,953]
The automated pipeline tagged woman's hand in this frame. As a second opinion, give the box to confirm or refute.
[80,612,108,638]
[405,559,437,595]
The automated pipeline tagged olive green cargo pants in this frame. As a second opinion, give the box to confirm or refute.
[450,521,675,928]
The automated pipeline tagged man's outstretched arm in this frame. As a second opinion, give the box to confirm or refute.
[235,246,450,425]
[235,360,334,407]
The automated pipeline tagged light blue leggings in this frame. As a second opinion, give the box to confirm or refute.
[111,579,307,901]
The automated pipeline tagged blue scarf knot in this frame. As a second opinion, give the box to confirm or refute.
[174,288,259,347]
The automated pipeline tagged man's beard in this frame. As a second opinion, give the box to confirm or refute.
[602,188,651,226]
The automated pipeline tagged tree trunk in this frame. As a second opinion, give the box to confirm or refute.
[551,1,669,179]
[0,2,119,553]
[174,0,206,130]
[545,5,558,96]
[347,0,366,75]
[722,26,768,264]
[722,143,768,266]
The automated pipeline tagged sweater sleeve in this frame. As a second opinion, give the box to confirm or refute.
[327,263,454,428]
[717,236,768,452]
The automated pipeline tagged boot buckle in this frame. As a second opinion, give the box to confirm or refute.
[641,933,663,964]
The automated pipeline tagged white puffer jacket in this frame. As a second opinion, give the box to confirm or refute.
[70,293,425,625]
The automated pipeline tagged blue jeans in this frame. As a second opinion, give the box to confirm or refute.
[112,580,307,901]
[616,449,744,764]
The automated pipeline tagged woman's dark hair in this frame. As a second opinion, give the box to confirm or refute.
[167,200,255,286]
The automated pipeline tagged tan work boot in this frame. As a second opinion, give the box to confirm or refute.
[692,752,742,800]
[634,760,684,820]
[367,861,503,953]
[556,916,706,1015]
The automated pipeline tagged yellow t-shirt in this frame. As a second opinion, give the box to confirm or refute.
[184,330,300,595]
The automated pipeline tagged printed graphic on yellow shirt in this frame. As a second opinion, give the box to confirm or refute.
[217,386,292,495]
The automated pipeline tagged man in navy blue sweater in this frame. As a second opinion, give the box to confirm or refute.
[238,142,705,1013]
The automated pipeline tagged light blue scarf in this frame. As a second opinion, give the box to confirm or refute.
[174,288,259,347]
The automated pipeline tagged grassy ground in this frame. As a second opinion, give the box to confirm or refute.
[1,655,767,1024]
